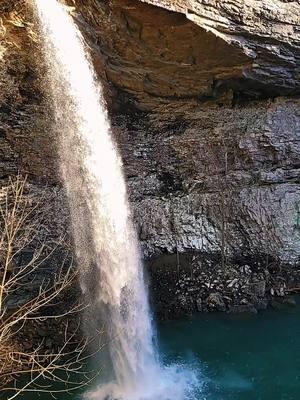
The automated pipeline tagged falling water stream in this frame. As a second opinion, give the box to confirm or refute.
[33,0,198,399]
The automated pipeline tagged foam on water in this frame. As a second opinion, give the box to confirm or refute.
[88,363,200,400]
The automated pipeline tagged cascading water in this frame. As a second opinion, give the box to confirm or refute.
[33,0,199,399]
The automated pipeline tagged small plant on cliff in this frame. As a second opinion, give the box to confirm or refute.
[0,176,98,399]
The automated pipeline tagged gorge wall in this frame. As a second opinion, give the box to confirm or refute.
[1,0,300,315]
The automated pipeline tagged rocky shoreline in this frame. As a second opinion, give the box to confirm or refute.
[148,253,300,320]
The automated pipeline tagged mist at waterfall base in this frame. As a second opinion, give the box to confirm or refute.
[19,304,300,400]
[33,0,199,399]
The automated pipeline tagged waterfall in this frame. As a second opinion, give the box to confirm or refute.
[33,0,198,399]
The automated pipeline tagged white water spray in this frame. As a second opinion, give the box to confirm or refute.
[33,0,198,398]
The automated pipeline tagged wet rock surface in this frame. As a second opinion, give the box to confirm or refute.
[112,95,300,263]
[1,0,300,320]
[1,1,300,264]
[148,252,300,319]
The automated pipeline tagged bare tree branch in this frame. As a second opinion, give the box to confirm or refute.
[0,175,99,399]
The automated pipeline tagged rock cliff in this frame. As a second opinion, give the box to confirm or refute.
[1,0,300,314]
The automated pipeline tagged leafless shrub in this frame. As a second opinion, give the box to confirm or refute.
[0,175,100,399]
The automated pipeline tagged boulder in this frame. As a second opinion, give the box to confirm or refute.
[206,293,226,312]
[251,281,266,298]
[196,298,202,312]
[228,304,258,315]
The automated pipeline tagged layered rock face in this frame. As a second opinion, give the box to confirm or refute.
[70,0,300,263]
[0,0,57,180]
[1,0,300,314]
[127,98,300,262]
[142,0,300,96]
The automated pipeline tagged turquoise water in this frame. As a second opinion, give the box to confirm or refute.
[159,304,300,400]
[14,304,300,400]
